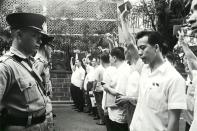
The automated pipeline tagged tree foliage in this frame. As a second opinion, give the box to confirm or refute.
[134,0,192,51]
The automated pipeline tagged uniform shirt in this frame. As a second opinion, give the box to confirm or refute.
[33,57,52,93]
[71,66,85,89]
[0,47,46,115]
[190,70,197,131]
[94,65,105,91]
[108,62,130,123]
[130,60,187,131]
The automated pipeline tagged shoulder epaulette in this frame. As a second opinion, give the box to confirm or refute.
[0,53,14,63]
[36,57,46,63]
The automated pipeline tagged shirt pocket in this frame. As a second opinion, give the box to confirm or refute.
[147,86,167,112]
[18,78,39,103]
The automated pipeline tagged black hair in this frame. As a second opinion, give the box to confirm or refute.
[136,31,168,55]
[87,54,93,61]
[100,51,110,63]
[110,47,125,60]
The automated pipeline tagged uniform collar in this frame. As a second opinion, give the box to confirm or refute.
[10,47,35,62]
[10,46,28,59]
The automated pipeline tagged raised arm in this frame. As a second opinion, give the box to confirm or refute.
[119,6,140,64]
[70,57,76,72]
[178,31,197,70]
[119,6,136,47]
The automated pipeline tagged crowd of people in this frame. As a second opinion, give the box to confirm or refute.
[1,0,197,131]
[69,1,197,131]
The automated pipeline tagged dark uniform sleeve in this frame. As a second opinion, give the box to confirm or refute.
[0,62,12,110]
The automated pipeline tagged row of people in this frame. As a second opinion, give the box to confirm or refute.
[69,1,197,131]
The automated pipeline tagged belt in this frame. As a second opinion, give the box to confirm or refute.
[5,114,46,127]
[7,108,46,118]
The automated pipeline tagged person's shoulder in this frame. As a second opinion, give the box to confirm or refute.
[79,66,85,73]
[35,57,47,64]
[124,62,131,71]
[34,57,48,68]
[96,65,104,72]
[0,54,13,72]
[141,64,149,73]
[0,52,15,64]
[165,62,184,81]
[0,55,10,63]
[106,66,117,73]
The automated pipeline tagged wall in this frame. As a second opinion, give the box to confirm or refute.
[50,70,72,104]
[0,0,122,103]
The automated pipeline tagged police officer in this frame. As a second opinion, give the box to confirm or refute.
[0,12,47,131]
[34,34,54,129]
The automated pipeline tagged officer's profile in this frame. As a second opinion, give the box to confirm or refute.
[0,12,48,131]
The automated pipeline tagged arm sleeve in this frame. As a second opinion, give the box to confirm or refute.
[0,63,11,110]
[103,72,111,85]
[126,71,140,98]
[33,60,45,75]
[80,68,85,81]
[168,76,187,110]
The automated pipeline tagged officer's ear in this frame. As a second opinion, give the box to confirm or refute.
[13,29,23,40]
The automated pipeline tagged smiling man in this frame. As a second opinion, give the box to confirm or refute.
[129,31,187,131]
[0,13,48,131]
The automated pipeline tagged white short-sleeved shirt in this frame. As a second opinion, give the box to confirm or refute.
[130,61,187,131]
[190,70,197,131]
[87,66,96,82]
[94,65,105,91]
[108,62,130,123]
[102,66,117,110]
[71,66,85,89]
[83,65,94,91]
[126,65,140,98]
[184,76,195,125]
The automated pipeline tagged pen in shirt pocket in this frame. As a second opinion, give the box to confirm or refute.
[152,82,159,87]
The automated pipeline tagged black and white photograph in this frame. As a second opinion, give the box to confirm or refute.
[0,0,196,131]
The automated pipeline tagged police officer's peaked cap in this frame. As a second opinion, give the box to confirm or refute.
[6,13,46,32]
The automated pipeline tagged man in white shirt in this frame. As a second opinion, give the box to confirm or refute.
[115,59,142,126]
[94,60,105,125]
[103,47,130,131]
[70,57,85,112]
[83,55,94,113]
[129,31,187,131]
[84,56,98,117]
[100,51,117,131]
